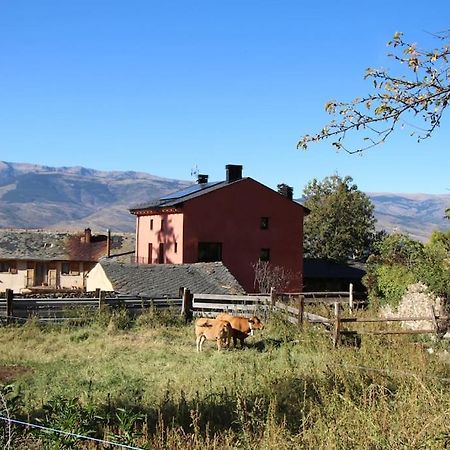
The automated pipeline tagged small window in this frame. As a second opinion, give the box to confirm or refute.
[260,248,270,262]
[174,242,178,253]
[70,262,80,275]
[260,217,269,230]
[198,242,222,262]
[62,262,80,275]
[158,243,165,264]
[150,219,153,230]
[148,243,153,264]
[0,261,16,273]
[161,219,165,230]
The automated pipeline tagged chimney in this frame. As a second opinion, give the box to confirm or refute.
[197,174,209,184]
[84,228,92,244]
[226,164,243,183]
[106,228,111,257]
[277,184,293,200]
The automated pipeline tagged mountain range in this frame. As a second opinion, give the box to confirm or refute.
[0,161,448,241]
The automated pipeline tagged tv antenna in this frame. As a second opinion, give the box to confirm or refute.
[190,164,199,180]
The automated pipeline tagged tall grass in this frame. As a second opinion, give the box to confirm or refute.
[0,308,449,449]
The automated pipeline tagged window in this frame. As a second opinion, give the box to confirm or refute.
[62,262,80,276]
[260,248,270,262]
[260,217,269,230]
[148,243,153,264]
[0,261,16,273]
[174,242,178,253]
[150,219,153,230]
[161,219,165,230]
[70,262,80,275]
[158,243,165,264]
[198,242,222,262]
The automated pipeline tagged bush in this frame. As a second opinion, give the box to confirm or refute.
[135,307,185,329]
[364,231,450,308]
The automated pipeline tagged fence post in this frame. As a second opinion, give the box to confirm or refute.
[333,301,341,347]
[349,283,354,314]
[270,287,276,308]
[430,305,439,338]
[97,289,105,310]
[6,289,13,324]
[298,295,304,328]
[182,288,193,322]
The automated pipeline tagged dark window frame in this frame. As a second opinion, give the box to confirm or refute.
[198,242,223,262]
[260,248,271,262]
[260,216,269,230]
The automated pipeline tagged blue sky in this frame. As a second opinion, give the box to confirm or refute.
[1,0,449,195]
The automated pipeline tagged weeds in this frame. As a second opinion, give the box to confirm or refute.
[0,311,449,449]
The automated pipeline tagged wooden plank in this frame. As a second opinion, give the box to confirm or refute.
[340,316,438,323]
[284,291,350,296]
[13,300,100,309]
[359,329,436,335]
[274,301,299,315]
[193,301,261,309]
[193,293,269,303]
[304,312,332,324]
[333,302,341,347]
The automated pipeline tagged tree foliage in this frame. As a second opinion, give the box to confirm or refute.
[298,31,450,154]
[364,230,450,306]
[302,174,376,262]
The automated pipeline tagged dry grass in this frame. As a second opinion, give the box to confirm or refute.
[0,310,449,449]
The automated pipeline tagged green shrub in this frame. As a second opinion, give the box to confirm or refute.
[374,263,417,307]
[135,307,185,329]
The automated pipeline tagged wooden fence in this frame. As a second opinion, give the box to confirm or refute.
[191,292,270,318]
[273,294,449,346]
[0,289,182,323]
[2,287,446,347]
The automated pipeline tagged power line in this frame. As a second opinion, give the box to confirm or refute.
[0,416,145,450]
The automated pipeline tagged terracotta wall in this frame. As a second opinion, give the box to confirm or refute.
[182,179,304,292]
[136,212,184,264]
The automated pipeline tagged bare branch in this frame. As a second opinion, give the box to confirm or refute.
[298,31,450,153]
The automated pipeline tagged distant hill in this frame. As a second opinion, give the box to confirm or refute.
[368,192,450,242]
[0,161,190,232]
[0,161,448,240]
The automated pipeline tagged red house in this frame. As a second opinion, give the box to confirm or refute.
[130,165,308,292]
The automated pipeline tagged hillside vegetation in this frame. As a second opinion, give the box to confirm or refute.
[0,161,190,232]
[0,309,449,449]
[0,161,448,240]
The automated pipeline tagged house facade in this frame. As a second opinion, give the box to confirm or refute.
[130,165,308,292]
[0,228,134,293]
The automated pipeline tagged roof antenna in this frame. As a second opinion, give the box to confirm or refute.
[190,164,199,181]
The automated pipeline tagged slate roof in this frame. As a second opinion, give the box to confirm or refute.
[303,258,366,279]
[129,178,309,213]
[129,180,236,212]
[0,229,135,262]
[99,258,245,297]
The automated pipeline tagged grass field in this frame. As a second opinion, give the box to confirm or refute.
[0,308,450,449]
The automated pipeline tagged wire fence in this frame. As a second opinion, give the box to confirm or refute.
[0,415,145,450]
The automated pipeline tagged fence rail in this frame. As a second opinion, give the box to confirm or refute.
[192,293,269,317]
[3,287,446,347]
[272,291,449,346]
[0,289,182,323]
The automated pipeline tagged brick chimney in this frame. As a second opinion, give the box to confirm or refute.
[277,184,293,200]
[106,228,111,257]
[197,174,209,184]
[84,228,92,244]
[226,164,243,183]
